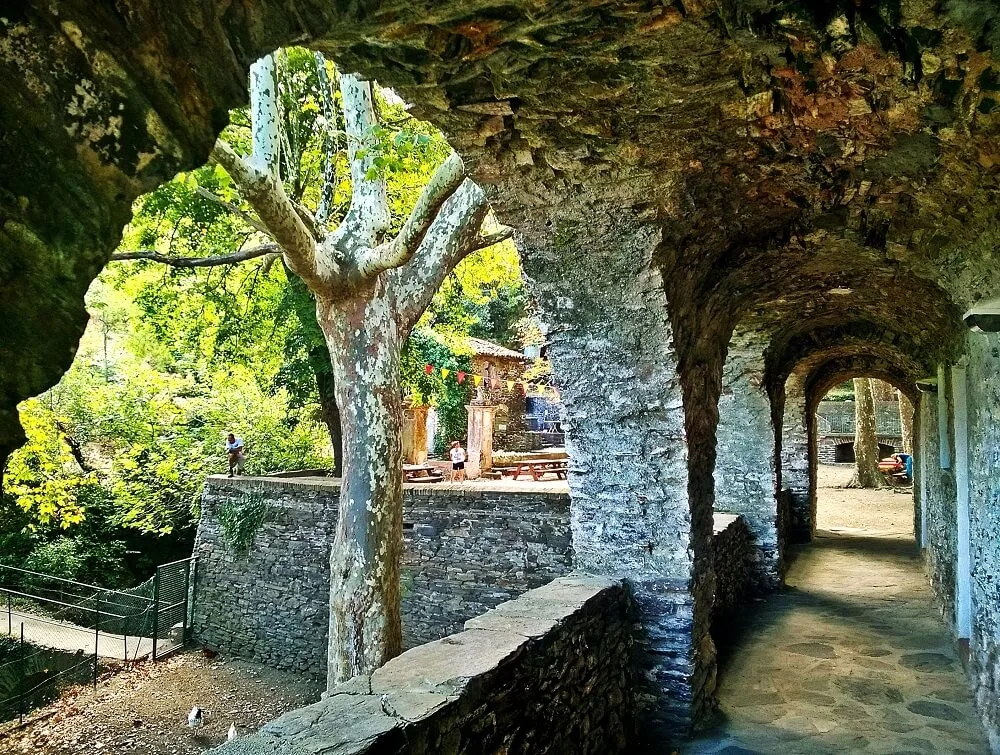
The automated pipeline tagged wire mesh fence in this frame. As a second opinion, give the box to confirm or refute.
[0,557,196,730]
[815,400,903,436]
[0,624,97,726]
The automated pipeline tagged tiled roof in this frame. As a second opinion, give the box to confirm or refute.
[465,337,530,361]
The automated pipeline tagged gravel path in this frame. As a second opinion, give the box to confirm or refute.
[816,463,915,537]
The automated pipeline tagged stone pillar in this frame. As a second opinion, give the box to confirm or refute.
[465,404,497,479]
[519,198,715,741]
[715,330,781,592]
[781,371,813,543]
[401,404,429,465]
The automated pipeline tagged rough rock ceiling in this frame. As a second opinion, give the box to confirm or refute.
[2,0,1000,459]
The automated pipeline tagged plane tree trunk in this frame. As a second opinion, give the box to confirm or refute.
[212,54,507,685]
[848,377,882,488]
[898,390,914,455]
[321,285,404,681]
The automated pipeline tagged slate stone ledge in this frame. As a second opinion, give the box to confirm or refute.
[209,474,571,500]
[208,575,633,755]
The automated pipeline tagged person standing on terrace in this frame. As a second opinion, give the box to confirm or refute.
[449,440,467,482]
[225,432,245,477]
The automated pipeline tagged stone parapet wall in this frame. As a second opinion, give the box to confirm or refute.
[711,513,754,626]
[209,576,635,755]
[192,477,572,676]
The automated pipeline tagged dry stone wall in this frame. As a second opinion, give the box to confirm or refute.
[960,331,1000,750]
[192,476,572,676]
[716,332,781,592]
[711,514,754,629]
[920,379,958,631]
[209,576,635,755]
[781,373,812,542]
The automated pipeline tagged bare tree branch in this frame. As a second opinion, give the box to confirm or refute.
[212,139,325,286]
[358,152,467,279]
[392,178,491,329]
[194,186,271,237]
[332,73,391,250]
[110,242,280,267]
[314,51,338,228]
[293,201,319,238]
[469,226,514,252]
[56,421,94,474]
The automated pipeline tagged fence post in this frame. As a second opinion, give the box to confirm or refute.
[93,595,100,688]
[180,559,192,645]
[18,622,24,724]
[188,558,199,639]
[6,592,10,636]
[151,568,160,662]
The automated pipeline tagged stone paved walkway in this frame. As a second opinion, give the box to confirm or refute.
[686,487,989,754]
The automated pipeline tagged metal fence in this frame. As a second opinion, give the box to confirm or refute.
[0,623,97,726]
[815,400,903,436]
[0,557,196,728]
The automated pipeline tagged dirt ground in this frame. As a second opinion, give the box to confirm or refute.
[0,651,322,754]
[815,463,915,536]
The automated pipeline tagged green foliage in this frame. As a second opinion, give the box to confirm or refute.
[23,538,86,581]
[3,400,96,529]
[217,489,274,558]
[400,329,473,452]
[1,45,540,591]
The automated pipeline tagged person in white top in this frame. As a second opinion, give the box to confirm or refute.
[449,440,467,482]
[225,432,245,477]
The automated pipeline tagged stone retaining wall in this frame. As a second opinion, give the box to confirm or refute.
[209,576,634,755]
[192,476,573,676]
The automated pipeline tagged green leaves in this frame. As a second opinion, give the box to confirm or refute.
[4,400,94,529]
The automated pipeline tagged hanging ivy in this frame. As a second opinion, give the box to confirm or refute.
[217,489,273,558]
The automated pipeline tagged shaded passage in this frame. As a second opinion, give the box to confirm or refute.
[688,488,988,753]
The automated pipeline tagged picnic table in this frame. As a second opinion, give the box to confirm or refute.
[403,464,443,483]
[510,459,569,481]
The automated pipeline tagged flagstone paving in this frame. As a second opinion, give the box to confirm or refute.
[685,481,990,754]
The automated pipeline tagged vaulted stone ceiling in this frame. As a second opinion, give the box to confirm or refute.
[3,0,999,459]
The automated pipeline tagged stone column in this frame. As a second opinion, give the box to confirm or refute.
[518,197,715,740]
[400,404,429,465]
[465,404,498,479]
[781,371,813,543]
[715,330,781,592]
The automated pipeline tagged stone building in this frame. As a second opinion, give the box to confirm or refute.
[815,398,904,463]
[465,336,533,450]
[8,2,1000,751]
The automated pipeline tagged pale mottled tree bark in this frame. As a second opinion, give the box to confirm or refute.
[871,379,895,401]
[212,53,505,686]
[898,389,914,455]
[848,377,882,488]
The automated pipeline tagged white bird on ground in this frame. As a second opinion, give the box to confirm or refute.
[187,707,203,728]
[228,723,238,741]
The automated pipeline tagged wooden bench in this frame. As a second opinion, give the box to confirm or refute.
[511,460,569,481]
[403,464,444,483]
